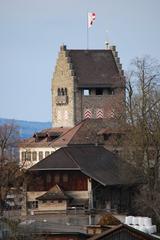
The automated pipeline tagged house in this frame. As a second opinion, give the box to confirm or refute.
[19,127,70,168]
[88,224,158,240]
[49,119,126,154]
[19,44,125,168]
[51,45,125,128]
[23,145,141,215]
[19,119,126,169]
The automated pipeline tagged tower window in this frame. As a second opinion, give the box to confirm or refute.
[58,88,61,96]
[61,88,65,96]
[107,88,114,95]
[96,88,103,95]
[83,89,91,96]
[57,88,68,96]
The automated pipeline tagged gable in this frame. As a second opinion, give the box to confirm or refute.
[29,145,142,186]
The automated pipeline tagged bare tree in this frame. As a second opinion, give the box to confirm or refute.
[0,122,25,216]
[123,56,160,221]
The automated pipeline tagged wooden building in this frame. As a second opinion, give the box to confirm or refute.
[24,145,141,214]
[88,224,158,240]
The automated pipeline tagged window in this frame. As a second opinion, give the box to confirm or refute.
[42,200,47,203]
[39,151,43,160]
[45,151,50,157]
[96,88,103,95]
[63,174,68,182]
[28,201,38,209]
[61,88,65,96]
[21,152,26,161]
[26,151,31,161]
[58,200,63,203]
[32,151,37,161]
[54,174,60,183]
[57,88,68,96]
[83,89,91,96]
[107,88,114,95]
[58,88,61,96]
[46,174,52,183]
[64,88,67,95]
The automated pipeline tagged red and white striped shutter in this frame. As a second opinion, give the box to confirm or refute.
[96,109,104,118]
[84,109,92,119]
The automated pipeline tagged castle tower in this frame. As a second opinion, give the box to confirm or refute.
[51,45,125,127]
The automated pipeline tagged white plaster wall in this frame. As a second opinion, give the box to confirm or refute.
[38,200,67,211]
[66,191,89,199]
[19,147,59,169]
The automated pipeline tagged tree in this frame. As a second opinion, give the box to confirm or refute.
[0,122,25,216]
[123,56,160,221]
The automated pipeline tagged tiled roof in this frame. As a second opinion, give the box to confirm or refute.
[68,50,124,88]
[36,184,70,201]
[51,119,118,147]
[97,128,126,135]
[88,224,158,240]
[29,145,142,186]
[19,127,70,148]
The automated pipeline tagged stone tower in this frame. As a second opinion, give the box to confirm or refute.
[51,45,125,127]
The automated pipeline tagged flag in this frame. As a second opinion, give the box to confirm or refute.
[88,12,96,28]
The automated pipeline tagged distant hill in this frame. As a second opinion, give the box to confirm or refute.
[0,118,51,139]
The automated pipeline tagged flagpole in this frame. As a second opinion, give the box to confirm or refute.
[87,12,89,49]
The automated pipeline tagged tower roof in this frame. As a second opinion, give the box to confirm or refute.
[66,49,124,88]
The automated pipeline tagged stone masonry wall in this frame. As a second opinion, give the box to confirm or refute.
[51,46,75,127]
[75,87,125,121]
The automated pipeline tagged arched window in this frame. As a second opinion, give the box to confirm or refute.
[58,88,61,96]
[61,88,65,96]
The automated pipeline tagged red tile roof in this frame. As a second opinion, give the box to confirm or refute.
[51,119,118,147]
[19,127,70,148]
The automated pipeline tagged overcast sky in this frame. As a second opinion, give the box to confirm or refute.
[0,0,160,122]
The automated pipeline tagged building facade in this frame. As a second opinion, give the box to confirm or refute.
[23,145,140,215]
[51,45,125,127]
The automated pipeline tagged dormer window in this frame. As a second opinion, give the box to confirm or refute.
[83,89,91,96]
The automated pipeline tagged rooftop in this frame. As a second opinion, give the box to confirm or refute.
[66,48,125,88]
[29,145,142,186]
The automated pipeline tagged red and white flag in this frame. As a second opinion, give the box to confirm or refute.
[88,12,96,28]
